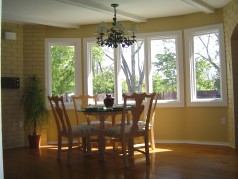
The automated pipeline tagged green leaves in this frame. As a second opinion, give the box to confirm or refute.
[51,46,75,96]
[22,74,49,134]
[153,48,177,93]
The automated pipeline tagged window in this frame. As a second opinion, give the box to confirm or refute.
[45,38,82,108]
[84,31,184,107]
[147,31,184,107]
[185,24,227,106]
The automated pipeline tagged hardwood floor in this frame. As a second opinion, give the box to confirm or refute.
[3,143,238,179]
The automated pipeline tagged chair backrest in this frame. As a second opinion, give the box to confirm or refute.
[121,92,156,134]
[72,95,97,109]
[72,95,97,125]
[48,96,72,135]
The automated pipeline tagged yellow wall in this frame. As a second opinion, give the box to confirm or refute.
[151,107,227,144]
[45,9,229,145]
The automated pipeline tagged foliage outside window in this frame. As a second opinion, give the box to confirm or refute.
[51,46,75,98]
[185,24,227,106]
[151,38,177,100]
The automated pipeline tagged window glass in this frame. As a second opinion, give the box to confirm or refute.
[51,45,75,102]
[151,38,177,100]
[89,44,114,104]
[120,41,145,94]
[193,33,221,99]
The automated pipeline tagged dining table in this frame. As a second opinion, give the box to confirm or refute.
[77,105,131,161]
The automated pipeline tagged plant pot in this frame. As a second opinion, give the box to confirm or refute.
[104,94,114,108]
[28,134,41,148]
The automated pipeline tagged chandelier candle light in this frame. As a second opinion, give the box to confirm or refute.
[95,4,137,48]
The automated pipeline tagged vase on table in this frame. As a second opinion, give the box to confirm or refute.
[104,94,114,108]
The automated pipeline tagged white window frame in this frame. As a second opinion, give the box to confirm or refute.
[45,38,82,109]
[143,31,184,107]
[184,24,227,107]
[83,31,184,108]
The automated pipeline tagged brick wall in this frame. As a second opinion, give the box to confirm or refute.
[223,0,238,148]
[1,23,47,149]
[1,22,25,149]
[231,27,238,148]
[23,25,47,146]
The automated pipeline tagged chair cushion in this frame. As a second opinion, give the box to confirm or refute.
[116,120,151,128]
[104,125,145,137]
[71,125,98,136]
[103,125,130,137]
[81,121,112,126]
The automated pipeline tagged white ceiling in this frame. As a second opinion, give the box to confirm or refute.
[2,0,231,28]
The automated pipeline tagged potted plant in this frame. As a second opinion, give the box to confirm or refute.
[22,74,49,148]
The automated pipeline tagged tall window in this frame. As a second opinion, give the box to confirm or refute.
[149,32,184,107]
[185,24,227,106]
[84,31,184,107]
[45,38,81,108]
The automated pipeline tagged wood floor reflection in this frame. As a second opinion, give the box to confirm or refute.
[3,144,238,179]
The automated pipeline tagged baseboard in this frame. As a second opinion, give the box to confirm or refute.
[155,140,229,147]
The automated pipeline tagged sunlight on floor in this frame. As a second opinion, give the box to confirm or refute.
[39,144,173,154]
[40,145,80,150]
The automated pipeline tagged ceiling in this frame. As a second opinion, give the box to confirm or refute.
[2,0,231,29]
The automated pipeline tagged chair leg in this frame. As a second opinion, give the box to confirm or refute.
[82,137,87,152]
[57,134,62,161]
[86,136,92,153]
[122,137,129,167]
[145,135,150,164]
[128,137,134,158]
[78,137,82,148]
[67,138,73,165]
[112,140,118,151]
[150,129,155,150]
[100,135,106,161]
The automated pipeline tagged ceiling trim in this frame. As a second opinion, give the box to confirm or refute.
[182,0,215,14]
[56,0,147,22]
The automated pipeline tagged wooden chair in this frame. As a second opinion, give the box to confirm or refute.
[116,93,159,150]
[48,96,99,165]
[136,93,159,150]
[150,93,159,150]
[102,92,156,167]
[72,95,112,126]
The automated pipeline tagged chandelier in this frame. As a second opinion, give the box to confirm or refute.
[95,4,137,48]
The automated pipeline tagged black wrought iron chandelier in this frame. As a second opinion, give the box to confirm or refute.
[95,4,137,48]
